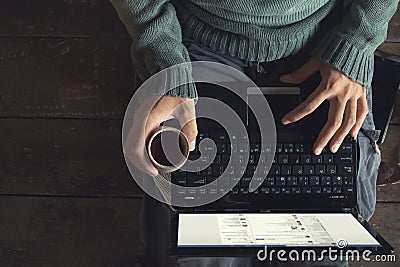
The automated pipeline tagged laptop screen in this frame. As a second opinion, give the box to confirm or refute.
[177,213,379,247]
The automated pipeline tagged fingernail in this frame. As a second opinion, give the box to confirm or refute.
[282,120,291,125]
[189,140,196,151]
[315,147,322,155]
[332,144,340,153]
[353,131,358,140]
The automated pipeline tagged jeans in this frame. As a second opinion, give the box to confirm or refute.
[136,38,381,267]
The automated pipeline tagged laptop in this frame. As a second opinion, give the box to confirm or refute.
[166,74,393,257]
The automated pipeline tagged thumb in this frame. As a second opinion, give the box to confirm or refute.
[280,58,321,84]
[181,119,198,151]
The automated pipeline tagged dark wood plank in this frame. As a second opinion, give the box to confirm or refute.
[378,125,400,202]
[0,38,134,119]
[0,0,128,37]
[390,93,400,124]
[387,4,400,42]
[351,203,400,267]
[379,43,400,56]
[0,119,143,196]
[0,196,141,267]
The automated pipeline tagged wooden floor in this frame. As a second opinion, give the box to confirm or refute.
[0,1,399,266]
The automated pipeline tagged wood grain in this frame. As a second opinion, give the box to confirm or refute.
[0,196,142,267]
[379,43,400,56]
[0,0,128,37]
[387,3,400,42]
[0,38,134,119]
[0,119,143,196]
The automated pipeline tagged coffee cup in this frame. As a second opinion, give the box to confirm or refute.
[147,126,190,173]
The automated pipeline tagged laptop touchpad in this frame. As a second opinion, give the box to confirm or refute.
[247,87,301,130]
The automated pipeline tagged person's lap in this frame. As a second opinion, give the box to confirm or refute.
[137,38,380,267]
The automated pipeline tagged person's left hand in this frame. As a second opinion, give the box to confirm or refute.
[280,57,368,155]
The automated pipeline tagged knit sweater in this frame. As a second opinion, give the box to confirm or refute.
[110,0,398,98]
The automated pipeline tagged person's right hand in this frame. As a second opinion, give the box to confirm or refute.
[123,96,197,176]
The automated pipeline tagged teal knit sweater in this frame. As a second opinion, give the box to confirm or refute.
[110,0,398,98]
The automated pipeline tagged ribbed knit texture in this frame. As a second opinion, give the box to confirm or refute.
[110,0,399,98]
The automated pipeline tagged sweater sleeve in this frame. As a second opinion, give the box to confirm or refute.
[310,0,399,88]
[109,0,197,99]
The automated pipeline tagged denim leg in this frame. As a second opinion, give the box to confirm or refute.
[355,86,381,221]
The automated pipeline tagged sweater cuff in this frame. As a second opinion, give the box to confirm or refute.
[135,62,198,101]
[160,63,198,99]
[310,33,374,88]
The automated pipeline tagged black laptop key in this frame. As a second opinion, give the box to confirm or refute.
[271,187,280,194]
[323,154,334,164]
[298,176,309,186]
[322,186,332,194]
[278,154,289,164]
[304,165,314,175]
[344,187,354,195]
[301,154,312,164]
[332,176,343,185]
[291,187,301,194]
[282,187,291,194]
[250,143,261,153]
[275,176,286,186]
[283,144,294,153]
[221,155,230,164]
[262,143,272,153]
[237,165,246,175]
[246,165,257,176]
[302,187,312,194]
[312,187,322,194]
[186,177,206,186]
[230,187,239,194]
[289,154,300,164]
[206,176,217,185]
[338,143,352,153]
[335,154,353,164]
[292,165,303,175]
[312,155,323,164]
[327,165,337,174]
[276,144,283,153]
[309,176,320,186]
[321,176,331,186]
[295,144,305,153]
[315,165,325,174]
[217,144,227,153]
[197,132,209,140]
[211,131,226,142]
[240,177,251,186]
[260,187,270,194]
[239,187,249,194]
[343,176,353,185]
[249,154,256,164]
[263,177,274,186]
[287,176,298,186]
[269,165,280,175]
[280,165,291,175]
[175,177,186,186]
[338,165,353,175]
[238,144,248,153]
[201,166,212,176]
[213,165,224,176]
[332,186,342,194]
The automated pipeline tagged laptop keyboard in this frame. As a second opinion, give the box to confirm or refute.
[172,131,356,198]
